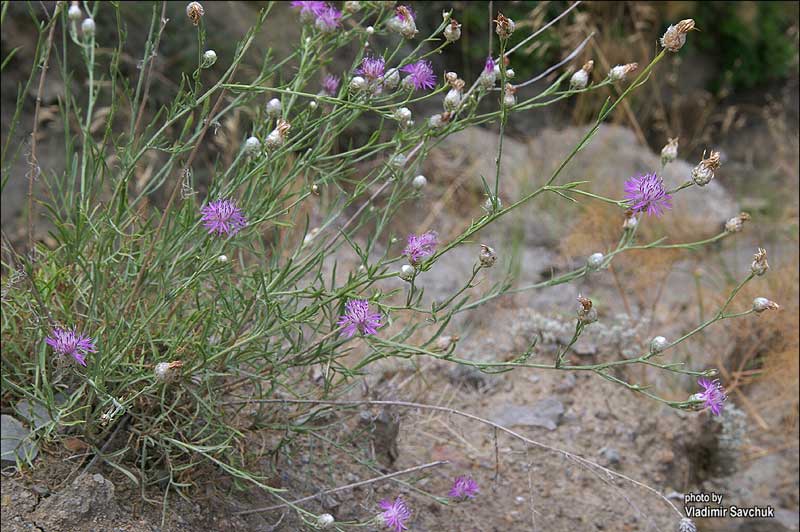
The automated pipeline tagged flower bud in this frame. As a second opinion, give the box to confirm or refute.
[494,12,515,39]
[608,63,638,82]
[217,254,228,263]
[244,136,261,154]
[344,1,361,13]
[724,212,750,233]
[435,335,459,351]
[444,19,462,42]
[660,19,695,53]
[154,360,183,383]
[586,252,604,270]
[186,1,204,26]
[428,113,449,129]
[623,210,638,230]
[317,513,335,529]
[266,98,282,118]
[349,76,367,92]
[479,244,497,268]
[691,150,721,186]
[412,175,427,189]
[383,68,400,89]
[660,137,678,166]
[576,295,598,324]
[399,264,415,281]
[81,18,96,36]
[753,297,779,313]
[389,153,407,169]
[443,88,462,111]
[570,61,593,89]
[366,25,375,35]
[68,2,82,21]
[649,336,668,355]
[483,196,502,213]
[751,248,769,276]
[201,50,217,68]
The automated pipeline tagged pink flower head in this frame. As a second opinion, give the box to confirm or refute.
[357,56,386,80]
[46,327,97,366]
[484,56,496,74]
[623,172,673,217]
[394,5,415,22]
[448,475,479,500]
[403,231,438,265]
[379,496,411,532]
[290,1,326,21]
[315,4,342,32]
[200,198,247,236]
[321,74,340,96]
[338,299,382,338]
[697,378,726,416]
[400,60,436,91]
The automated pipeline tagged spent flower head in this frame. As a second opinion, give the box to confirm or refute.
[400,60,436,91]
[448,475,479,500]
[696,378,726,416]
[660,19,696,52]
[608,62,638,81]
[186,1,204,25]
[691,150,721,186]
[624,173,673,217]
[724,212,750,233]
[661,137,679,166]
[404,231,438,265]
[200,198,247,236]
[379,496,411,532]
[751,248,769,276]
[46,327,97,366]
[338,299,382,337]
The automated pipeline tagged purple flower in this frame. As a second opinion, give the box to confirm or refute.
[379,496,411,532]
[403,231,438,265]
[400,60,436,91]
[357,56,386,80]
[337,299,382,338]
[314,4,342,32]
[623,173,673,217]
[697,378,726,416]
[483,56,496,74]
[200,198,247,236]
[290,1,326,21]
[321,74,340,96]
[394,5,415,22]
[448,475,479,500]
[46,327,97,366]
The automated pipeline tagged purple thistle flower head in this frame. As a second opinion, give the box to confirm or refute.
[379,496,411,532]
[290,1,327,21]
[403,231,438,265]
[697,378,726,416]
[46,327,96,366]
[484,56,496,74]
[315,4,342,32]
[623,172,673,217]
[448,475,479,500]
[394,5,415,22]
[321,74,340,96]
[337,299,382,338]
[400,60,436,91]
[200,198,247,237]
[356,56,386,80]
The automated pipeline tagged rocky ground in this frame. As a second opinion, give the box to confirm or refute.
[2,124,798,531]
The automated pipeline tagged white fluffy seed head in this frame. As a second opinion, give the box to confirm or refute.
[81,18,96,36]
[412,175,427,189]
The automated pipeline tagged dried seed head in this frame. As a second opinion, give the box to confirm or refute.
[444,19,462,42]
[608,63,638,81]
[266,98,282,118]
[661,137,679,166]
[201,50,217,68]
[503,83,517,107]
[479,244,497,268]
[265,119,290,150]
[154,360,184,383]
[753,297,779,313]
[724,212,750,233]
[586,252,604,270]
[186,1,204,25]
[576,295,598,324]
[494,12,515,39]
[649,336,668,355]
[429,113,450,129]
[751,247,769,276]
[660,19,695,52]
[81,17,96,36]
[68,2,82,20]
[691,150,721,186]
[412,175,427,189]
